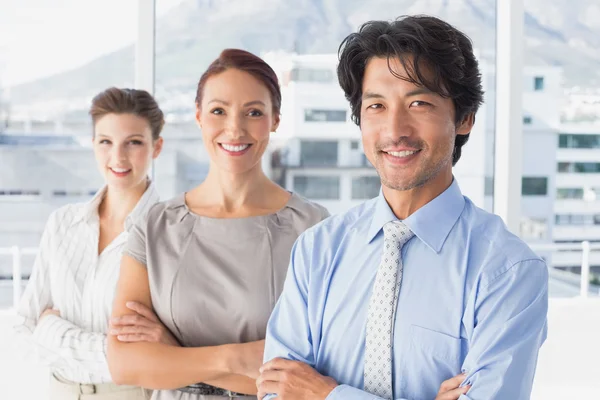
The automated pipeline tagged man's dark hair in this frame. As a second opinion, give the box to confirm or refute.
[337,15,484,165]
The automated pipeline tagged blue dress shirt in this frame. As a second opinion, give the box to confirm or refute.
[264,179,548,400]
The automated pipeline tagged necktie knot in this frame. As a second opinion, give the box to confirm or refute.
[383,221,414,247]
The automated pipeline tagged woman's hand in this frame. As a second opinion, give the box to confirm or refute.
[109,301,180,346]
[40,308,60,319]
[435,373,471,400]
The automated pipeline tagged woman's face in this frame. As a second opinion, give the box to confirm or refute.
[93,113,163,191]
[196,68,279,175]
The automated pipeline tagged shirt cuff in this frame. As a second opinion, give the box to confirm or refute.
[32,314,71,344]
[325,385,384,400]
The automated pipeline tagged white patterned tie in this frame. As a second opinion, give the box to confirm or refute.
[364,221,414,399]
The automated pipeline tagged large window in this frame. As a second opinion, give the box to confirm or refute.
[555,214,599,226]
[555,214,571,226]
[293,176,340,199]
[290,68,334,83]
[534,76,545,91]
[300,140,338,167]
[304,109,346,122]
[0,189,41,196]
[559,134,600,149]
[10,0,600,398]
[0,0,136,300]
[522,177,548,196]
[352,176,381,200]
[556,188,584,199]
[558,162,600,173]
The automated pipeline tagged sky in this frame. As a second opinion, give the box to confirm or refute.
[0,0,185,87]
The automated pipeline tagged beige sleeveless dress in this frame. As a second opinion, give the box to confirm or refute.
[124,192,329,400]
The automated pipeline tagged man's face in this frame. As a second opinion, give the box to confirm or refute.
[360,56,472,192]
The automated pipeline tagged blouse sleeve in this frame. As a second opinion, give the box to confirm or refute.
[123,212,149,266]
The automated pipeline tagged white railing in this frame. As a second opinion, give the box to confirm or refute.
[0,242,598,309]
[0,246,38,309]
[528,241,599,298]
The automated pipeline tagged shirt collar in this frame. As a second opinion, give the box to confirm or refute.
[123,181,160,231]
[366,178,465,253]
[75,180,160,231]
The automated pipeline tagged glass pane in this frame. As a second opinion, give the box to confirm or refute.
[352,176,381,200]
[557,162,571,173]
[558,134,600,149]
[534,76,545,91]
[154,0,498,216]
[556,188,584,200]
[290,68,335,83]
[574,162,600,173]
[304,109,347,122]
[520,217,548,240]
[570,214,585,225]
[522,177,548,196]
[0,0,136,303]
[293,176,340,199]
[1,1,138,397]
[300,140,338,167]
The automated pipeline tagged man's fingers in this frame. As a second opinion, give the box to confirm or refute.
[438,373,467,394]
[437,385,470,400]
[125,301,159,322]
[260,358,300,373]
[255,380,281,397]
[256,370,285,386]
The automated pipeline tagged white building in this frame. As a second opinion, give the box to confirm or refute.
[553,122,600,271]
[0,124,209,277]
[513,66,563,245]
[265,53,377,212]
[265,53,600,273]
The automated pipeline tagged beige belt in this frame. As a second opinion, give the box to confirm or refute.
[51,373,142,395]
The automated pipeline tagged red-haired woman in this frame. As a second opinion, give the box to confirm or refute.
[107,49,329,400]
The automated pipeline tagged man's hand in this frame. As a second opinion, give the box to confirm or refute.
[256,358,337,400]
[40,308,60,319]
[109,301,179,346]
[436,373,471,400]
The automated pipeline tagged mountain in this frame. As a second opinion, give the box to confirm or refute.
[7,0,600,117]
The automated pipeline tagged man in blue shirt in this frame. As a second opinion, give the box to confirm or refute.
[258,15,548,400]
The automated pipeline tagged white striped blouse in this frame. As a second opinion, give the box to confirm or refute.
[14,182,159,384]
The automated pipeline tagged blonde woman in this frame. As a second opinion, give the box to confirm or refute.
[16,87,165,400]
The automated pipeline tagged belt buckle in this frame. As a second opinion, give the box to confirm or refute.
[80,383,96,395]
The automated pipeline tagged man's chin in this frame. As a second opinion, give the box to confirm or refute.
[380,178,419,192]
